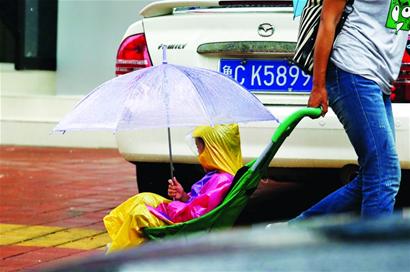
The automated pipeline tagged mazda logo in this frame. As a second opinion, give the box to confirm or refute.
[258,23,274,37]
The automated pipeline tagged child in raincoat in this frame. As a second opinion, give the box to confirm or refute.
[103,124,242,253]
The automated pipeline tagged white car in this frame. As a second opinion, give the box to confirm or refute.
[114,0,410,201]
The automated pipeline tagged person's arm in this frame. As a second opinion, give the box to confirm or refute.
[308,0,347,116]
[168,177,189,202]
[167,173,233,223]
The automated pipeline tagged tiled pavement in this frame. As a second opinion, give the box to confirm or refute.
[0,146,137,271]
[2,146,410,271]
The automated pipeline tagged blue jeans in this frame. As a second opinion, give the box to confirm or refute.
[294,65,401,220]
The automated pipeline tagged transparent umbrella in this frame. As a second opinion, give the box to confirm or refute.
[54,47,278,178]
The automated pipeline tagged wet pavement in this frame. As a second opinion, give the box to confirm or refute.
[0,145,137,271]
[1,145,409,271]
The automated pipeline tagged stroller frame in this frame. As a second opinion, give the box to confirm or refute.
[143,107,322,240]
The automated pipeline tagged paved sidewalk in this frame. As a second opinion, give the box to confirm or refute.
[0,146,136,271]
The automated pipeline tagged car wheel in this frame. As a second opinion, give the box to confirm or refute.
[339,164,359,185]
[135,162,204,197]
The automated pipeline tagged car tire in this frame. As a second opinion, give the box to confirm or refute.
[339,164,359,185]
[135,162,204,197]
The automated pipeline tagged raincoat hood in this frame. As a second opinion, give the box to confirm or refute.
[192,124,242,175]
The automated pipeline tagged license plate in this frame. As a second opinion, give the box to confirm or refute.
[219,59,312,93]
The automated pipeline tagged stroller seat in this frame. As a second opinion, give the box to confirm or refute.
[143,107,322,240]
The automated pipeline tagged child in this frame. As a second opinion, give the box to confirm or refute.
[103,124,242,253]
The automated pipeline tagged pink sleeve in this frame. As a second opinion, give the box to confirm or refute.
[164,173,233,223]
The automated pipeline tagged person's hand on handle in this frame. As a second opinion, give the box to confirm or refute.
[168,177,189,202]
[308,85,328,117]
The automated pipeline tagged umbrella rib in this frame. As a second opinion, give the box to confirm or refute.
[172,65,215,127]
[113,68,152,132]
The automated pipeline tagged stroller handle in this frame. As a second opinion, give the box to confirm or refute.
[272,107,322,142]
[250,107,322,172]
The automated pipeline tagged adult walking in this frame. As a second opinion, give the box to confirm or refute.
[294,0,409,220]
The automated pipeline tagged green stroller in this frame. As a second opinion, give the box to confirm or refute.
[143,107,322,240]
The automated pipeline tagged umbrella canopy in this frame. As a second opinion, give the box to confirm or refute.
[54,59,278,178]
[54,64,277,132]
[293,0,307,17]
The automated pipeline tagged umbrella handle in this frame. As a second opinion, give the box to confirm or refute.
[167,127,174,178]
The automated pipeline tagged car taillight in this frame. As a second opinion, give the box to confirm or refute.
[391,38,410,103]
[115,34,152,76]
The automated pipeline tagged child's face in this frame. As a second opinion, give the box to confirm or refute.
[195,138,205,154]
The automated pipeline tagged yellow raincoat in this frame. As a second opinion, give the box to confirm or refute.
[103,124,242,253]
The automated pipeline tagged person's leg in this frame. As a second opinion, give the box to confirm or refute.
[292,66,401,222]
[291,65,363,222]
[329,68,400,217]
[359,94,401,216]
[383,94,403,216]
[291,177,362,221]
[104,192,171,253]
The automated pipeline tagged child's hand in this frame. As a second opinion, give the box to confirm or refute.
[168,177,188,201]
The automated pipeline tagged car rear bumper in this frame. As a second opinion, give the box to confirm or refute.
[116,104,410,169]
